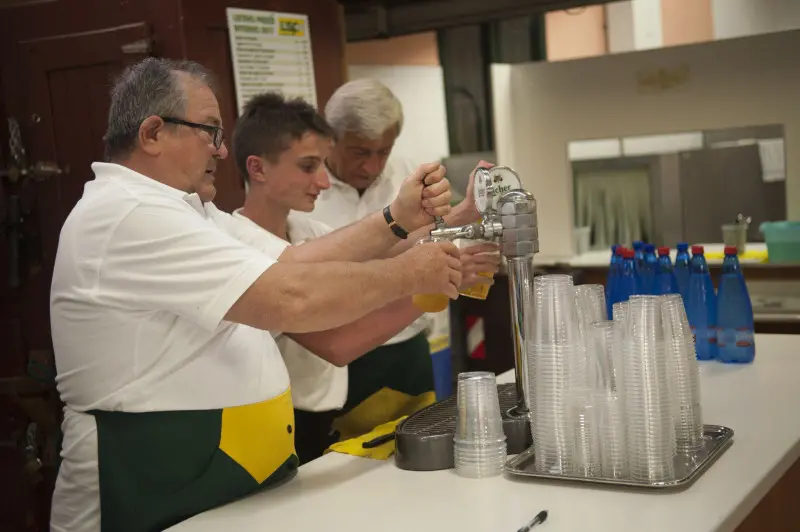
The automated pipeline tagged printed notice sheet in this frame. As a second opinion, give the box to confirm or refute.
[227,8,317,114]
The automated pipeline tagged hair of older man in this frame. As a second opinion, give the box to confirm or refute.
[324,79,403,141]
[233,92,334,185]
[103,57,216,161]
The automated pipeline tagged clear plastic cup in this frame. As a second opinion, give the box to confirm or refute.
[533,275,579,347]
[612,301,629,322]
[588,321,615,391]
[575,284,607,326]
[620,296,677,482]
[454,372,507,478]
[660,295,704,452]
[411,237,451,312]
[569,391,601,477]
[596,392,628,479]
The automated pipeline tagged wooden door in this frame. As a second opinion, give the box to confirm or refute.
[0,20,152,532]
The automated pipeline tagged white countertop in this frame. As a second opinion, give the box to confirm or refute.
[170,334,800,532]
[536,243,769,268]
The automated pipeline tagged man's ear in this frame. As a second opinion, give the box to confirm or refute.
[246,155,268,184]
[138,116,165,156]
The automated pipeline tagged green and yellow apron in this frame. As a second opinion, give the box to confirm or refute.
[91,388,298,532]
[332,332,436,442]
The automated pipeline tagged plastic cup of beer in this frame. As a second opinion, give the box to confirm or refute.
[411,237,451,313]
[457,239,497,301]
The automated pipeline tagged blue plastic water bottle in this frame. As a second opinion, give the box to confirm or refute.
[632,241,645,269]
[685,245,718,360]
[674,242,690,297]
[653,246,679,295]
[611,248,638,308]
[717,246,755,363]
[606,245,623,318]
[641,244,658,294]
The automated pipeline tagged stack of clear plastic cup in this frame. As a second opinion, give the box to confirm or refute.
[569,391,601,477]
[612,301,629,322]
[574,285,607,391]
[596,391,628,479]
[453,371,507,478]
[623,296,676,483]
[575,284,607,328]
[589,321,615,391]
[661,294,704,452]
[530,274,579,475]
[611,302,629,396]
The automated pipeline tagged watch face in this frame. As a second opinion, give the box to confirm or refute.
[473,168,492,214]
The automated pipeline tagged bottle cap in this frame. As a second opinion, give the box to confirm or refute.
[691,245,704,255]
[644,243,656,253]
[724,245,738,255]
[611,244,618,253]
[632,241,643,250]
[615,246,626,256]
[657,246,670,256]
[623,249,635,259]
[677,242,688,251]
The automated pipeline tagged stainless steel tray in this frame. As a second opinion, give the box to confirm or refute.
[504,425,734,489]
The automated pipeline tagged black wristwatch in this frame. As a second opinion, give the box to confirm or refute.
[383,205,409,239]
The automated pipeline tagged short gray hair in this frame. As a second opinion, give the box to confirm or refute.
[324,79,403,140]
[103,57,216,161]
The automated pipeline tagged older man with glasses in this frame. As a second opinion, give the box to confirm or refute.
[49,57,461,532]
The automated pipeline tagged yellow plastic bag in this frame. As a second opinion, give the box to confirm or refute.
[325,416,407,460]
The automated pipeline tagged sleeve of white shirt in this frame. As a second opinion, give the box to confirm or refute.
[99,202,277,332]
[205,203,291,258]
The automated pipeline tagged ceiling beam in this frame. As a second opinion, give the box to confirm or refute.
[344,0,609,41]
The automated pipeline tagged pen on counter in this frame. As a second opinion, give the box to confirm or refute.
[517,510,548,532]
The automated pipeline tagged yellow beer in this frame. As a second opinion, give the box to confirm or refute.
[411,236,451,312]
[412,293,451,313]
[458,272,494,300]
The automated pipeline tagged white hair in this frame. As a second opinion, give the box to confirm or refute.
[324,79,403,140]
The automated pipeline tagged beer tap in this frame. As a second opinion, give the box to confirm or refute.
[429,166,538,417]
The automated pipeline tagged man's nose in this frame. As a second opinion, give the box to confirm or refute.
[216,141,229,160]
[315,167,331,189]
[363,155,382,177]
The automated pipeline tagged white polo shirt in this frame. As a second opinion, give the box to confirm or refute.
[50,162,291,531]
[231,209,349,412]
[295,156,430,344]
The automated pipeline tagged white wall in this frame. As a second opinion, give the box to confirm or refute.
[347,65,450,165]
[605,0,664,53]
[713,0,800,39]
[606,1,636,53]
[491,30,800,260]
[631,0,663,49]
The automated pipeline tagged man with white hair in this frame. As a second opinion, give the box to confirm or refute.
[300,79,494,442]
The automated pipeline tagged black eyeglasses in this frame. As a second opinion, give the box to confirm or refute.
[160,116,225,149]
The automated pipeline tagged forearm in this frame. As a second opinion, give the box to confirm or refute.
[286,297,423,366]
[226,259,415,333]
[279,211,401,263]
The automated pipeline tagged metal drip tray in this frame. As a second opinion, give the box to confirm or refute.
[395,383,531,471]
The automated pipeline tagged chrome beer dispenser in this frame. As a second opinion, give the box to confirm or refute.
[394,166,539,471]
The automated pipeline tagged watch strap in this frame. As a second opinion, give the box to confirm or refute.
[383,205,409,239]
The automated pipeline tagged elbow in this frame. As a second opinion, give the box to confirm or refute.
[274,280,318,332]
[328,354,350,368]
[321,339,362,367]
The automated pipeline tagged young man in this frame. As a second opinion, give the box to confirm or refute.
[50,59,461,532]
[232,92,499,462]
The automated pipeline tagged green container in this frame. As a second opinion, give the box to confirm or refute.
[760,221,800,263]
